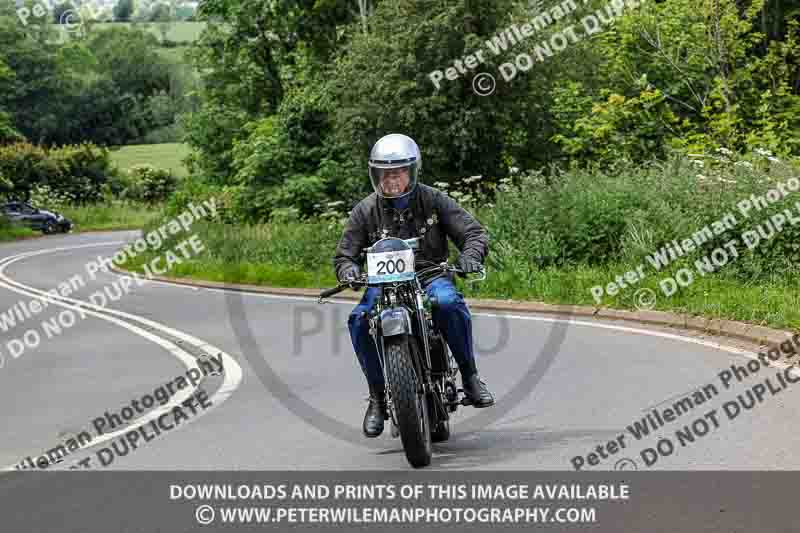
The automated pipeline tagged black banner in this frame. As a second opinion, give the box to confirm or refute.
[0,471,794,532]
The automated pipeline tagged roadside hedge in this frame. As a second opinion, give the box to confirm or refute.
[0,142,115,203]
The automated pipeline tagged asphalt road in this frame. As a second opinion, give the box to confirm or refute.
[1,231,799,471]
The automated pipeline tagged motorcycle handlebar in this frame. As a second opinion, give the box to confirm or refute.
[318,274,369,302]
[318,263,486,302]
[318,285,347,300]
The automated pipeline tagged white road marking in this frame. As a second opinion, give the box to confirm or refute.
[104,246,800,404]
[5,237,794,470]
[121,273,772,359]
[0,243,243,470]
[95,240,800,406]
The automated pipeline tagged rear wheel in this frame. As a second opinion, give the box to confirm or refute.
[42,221,56,235]
[431,417,450,442]
[385,335,431,468]
[427,388,450,442]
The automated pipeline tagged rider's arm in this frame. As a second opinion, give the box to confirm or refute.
[435,190,489,264]
[334,203,368,281]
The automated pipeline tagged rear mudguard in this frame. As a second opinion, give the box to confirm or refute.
[380,307,413,337]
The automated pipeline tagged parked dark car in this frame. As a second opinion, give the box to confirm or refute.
[1,201,72,234]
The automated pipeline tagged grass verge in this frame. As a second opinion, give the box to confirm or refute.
[0,223,37,241]
[61,202,162,232]
[119,218,800,332]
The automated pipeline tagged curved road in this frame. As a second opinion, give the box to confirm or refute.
[1,231,799,471]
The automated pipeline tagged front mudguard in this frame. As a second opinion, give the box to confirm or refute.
[380,307,413,337]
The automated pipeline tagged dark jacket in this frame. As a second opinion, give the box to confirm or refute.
[333,183,489,281]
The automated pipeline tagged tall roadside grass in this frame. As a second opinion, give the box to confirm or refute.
[0,218,36,241]
[121,220,342,288]
[121,154,800,330]
[61,201,162,232]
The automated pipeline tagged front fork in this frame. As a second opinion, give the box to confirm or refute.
[367,288,438,432]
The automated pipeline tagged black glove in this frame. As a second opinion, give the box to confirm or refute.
[455,254,482,277]
[339,265,361,285]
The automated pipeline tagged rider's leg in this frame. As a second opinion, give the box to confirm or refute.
[425,276,475,376]
[348,287,383,386]
[425,276,494,407]
[348,287,388,436]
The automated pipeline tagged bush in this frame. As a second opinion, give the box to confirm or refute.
[164,176,233,222]
[0,110,24,144]
[124,164,178,203]
[0,142,114,203]
[478,151,800,283]
[49,143,116,202]
[551,85,684,167]
[0,170,11,199]
[28,184,76,210]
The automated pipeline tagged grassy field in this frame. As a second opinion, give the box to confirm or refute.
[53,22,206,44]
[156,46,190,63]
[110,143,191,178]
[95,21,206,42]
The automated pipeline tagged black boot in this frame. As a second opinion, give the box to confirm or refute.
[462,373,495,408]
[363,383,388,438]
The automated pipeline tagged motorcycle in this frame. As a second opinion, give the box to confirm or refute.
[318,236,486,468]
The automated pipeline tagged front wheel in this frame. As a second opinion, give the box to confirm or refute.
[385,335,432,468]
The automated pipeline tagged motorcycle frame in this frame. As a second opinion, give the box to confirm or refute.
[366,274,458,429]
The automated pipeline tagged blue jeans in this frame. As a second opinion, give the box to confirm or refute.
[347,276,476,386]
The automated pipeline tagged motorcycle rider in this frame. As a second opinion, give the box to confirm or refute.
[333,133,495,438]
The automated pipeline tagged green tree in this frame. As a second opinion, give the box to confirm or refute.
[113,0,134,21]
[88,26,171,96]
[330,0,525,179]
[185,0,366,180]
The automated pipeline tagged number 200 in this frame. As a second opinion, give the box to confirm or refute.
[376,258,406,275]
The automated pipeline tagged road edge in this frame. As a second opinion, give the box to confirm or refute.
[111,265,798,352]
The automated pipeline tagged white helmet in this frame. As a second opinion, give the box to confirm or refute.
[368,134,421,199]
